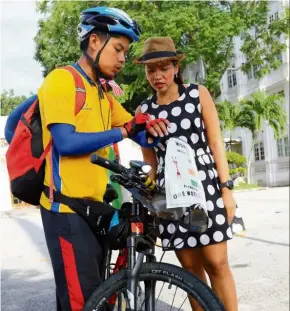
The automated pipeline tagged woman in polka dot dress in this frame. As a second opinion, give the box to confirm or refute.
[135,37,238,311]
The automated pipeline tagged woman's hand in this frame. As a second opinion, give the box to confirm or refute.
[146,118,170,143]
[221,189,237,224]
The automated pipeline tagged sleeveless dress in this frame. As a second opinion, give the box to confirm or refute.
[141,84,235,250]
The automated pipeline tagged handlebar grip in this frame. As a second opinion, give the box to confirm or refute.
[90,153,124,174]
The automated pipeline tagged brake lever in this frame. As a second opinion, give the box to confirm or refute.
[110,174,130,187]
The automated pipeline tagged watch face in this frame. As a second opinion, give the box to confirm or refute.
[220,180,234,189]
[227,180,234,189]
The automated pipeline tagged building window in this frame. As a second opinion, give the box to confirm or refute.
[277,137,289,158]
[276,53,283,62]
[269,12,279,23]
[227,70,237,89]
[247,65,259,80]
[247,68,253,80]
[254,142,265,161]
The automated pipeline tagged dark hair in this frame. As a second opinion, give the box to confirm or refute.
[80,31,121,52]
[172,61,184,85]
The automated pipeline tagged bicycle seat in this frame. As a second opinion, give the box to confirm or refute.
[103,184,118,203]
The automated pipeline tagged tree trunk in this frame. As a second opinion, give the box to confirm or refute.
[247,134,257,184]
[247,143,253,184]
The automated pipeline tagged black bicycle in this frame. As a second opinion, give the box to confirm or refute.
[83,154,225,311]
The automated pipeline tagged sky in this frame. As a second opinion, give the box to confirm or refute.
[0,0,44,96]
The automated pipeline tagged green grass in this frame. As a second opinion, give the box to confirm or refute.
[234,183,260,191]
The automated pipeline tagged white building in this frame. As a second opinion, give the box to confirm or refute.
[184,1,289,187]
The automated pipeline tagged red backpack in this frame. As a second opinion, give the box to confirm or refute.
[6,66,86,206]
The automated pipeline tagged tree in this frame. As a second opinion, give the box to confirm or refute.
[226,151,247,179]
[238,91,286,183]
[215,100,245,151]
[217,92,287,183]
[0,90,28,116]
[34,1,289,111]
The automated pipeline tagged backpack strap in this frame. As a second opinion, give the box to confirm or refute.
[62,65,86,115]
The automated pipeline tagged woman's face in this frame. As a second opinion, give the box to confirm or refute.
[145,61,178,92]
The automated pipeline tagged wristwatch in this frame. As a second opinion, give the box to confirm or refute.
[219,180,234,190]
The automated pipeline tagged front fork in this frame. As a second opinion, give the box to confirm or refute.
[126,201,156,311]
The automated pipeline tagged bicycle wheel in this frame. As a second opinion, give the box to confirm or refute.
[83,262,225,311]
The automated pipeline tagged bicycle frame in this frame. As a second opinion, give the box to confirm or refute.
[90,154,159,310]
[105,197,157,311]
[127,198,156,311]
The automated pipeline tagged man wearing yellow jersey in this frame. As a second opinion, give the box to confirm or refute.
[38,7,169,311]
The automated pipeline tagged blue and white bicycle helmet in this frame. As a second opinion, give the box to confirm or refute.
[77,7,141,79]
[78,6,141,43]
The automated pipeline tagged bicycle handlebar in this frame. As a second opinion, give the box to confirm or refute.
[90,153,156,208]
[90,153,125,174]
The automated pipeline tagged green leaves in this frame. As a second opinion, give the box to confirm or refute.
[227,151,247,166]
[34,1,289,110]
[240,91,287,139]
[227,151,247,178]
[0,90,28,116]
[240,3,288,79]
[217,91,287,141]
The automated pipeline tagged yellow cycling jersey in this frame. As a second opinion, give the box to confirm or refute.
[38,65,132,213]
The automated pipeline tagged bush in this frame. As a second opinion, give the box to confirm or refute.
[227,151,247,178]
[226,151,246,167]
[229,167,247,176]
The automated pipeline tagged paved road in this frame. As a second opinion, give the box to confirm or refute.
[1,187,289,311]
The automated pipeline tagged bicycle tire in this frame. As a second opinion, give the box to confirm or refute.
[83,262,225,311]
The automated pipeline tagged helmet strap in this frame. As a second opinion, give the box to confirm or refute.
[83,34,111,98]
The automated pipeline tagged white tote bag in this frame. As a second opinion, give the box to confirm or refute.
[165,138,207,211]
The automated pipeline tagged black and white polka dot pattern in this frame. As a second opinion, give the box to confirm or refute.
[141,84,240,250]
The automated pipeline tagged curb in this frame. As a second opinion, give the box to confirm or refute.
[234,187,268,193]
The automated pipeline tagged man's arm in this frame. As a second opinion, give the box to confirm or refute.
[49,124,127,156]
[40,69,129,156]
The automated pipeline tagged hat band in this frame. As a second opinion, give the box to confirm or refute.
[141,51,176,61]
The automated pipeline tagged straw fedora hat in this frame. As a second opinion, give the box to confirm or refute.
[134,37,185,64]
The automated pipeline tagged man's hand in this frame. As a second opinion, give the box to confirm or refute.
[123,114,150,138]
[122,114,170,142]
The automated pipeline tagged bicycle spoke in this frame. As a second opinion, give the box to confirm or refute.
[140,291,145,311]
[156,281,166,302]
[121,289,132,311]
[170,286,178,311]
[177,296,188,311]
[139,280,155,311]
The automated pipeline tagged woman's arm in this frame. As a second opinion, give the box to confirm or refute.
[199,85,236,223]
[136,106,158,180]
[199,85,230,184]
